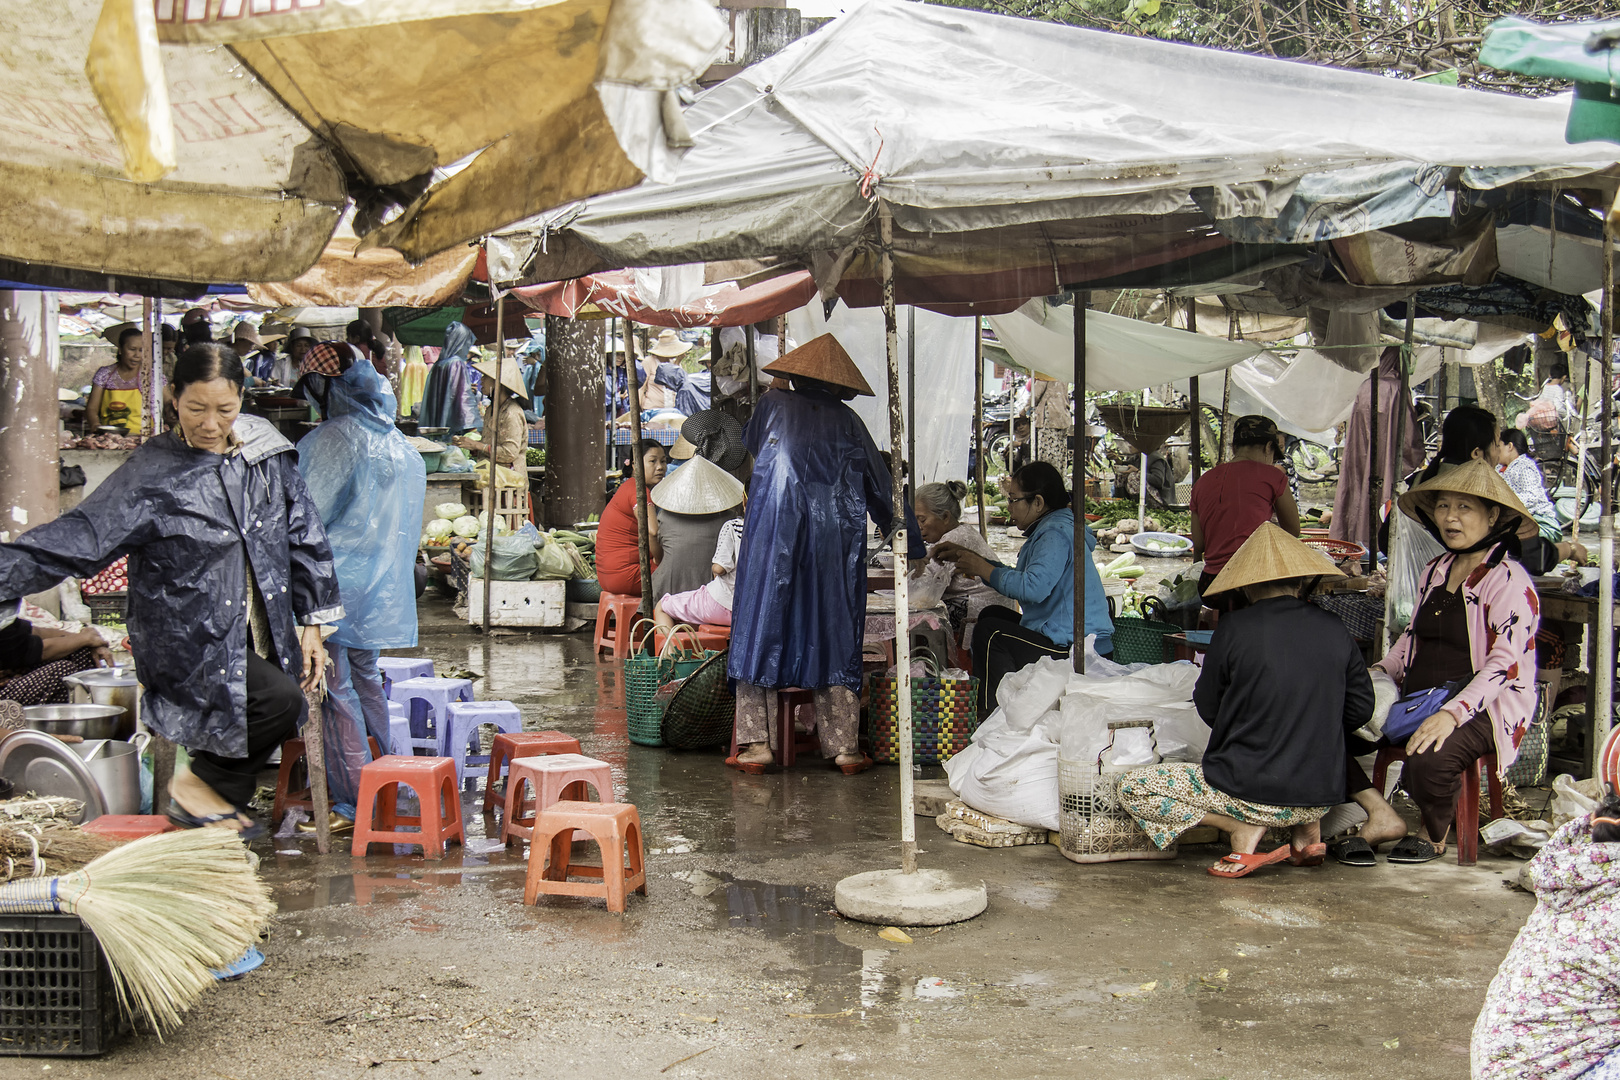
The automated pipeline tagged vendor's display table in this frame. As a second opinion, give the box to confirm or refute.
[1535,584,1616,779]
[863,605,957,667]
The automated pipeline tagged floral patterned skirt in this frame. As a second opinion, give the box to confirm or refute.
[1116,762,1330,850]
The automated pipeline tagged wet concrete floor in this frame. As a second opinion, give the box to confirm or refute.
[54,591,1532,1079]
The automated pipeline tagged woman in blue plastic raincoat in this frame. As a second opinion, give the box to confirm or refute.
[0,344,342,839]
[419,321,482,434]
[726,335,922,775]
[297,354,427,831]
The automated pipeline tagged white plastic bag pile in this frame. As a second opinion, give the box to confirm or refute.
[944,652,1205,832]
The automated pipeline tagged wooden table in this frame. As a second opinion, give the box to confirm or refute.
[1162,632,1211,665]
[1536,585,1619,779]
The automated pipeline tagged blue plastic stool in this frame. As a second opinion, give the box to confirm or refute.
[443,701,524,789]
[388,700,414,757]
[377,657,435,696]
[388,677,474,760]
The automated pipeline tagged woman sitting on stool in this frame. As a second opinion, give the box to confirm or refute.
[934,461,1112,719]
[1117,523,1374,877]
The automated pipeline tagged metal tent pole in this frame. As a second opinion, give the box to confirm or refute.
[1187,298,1201,487]
[1073,293,1089,675]
[879,203,916,875]
[1381,308,1414,654]
[482,296,506,635]
[1576,353,1594,545]
[1595,192,1617,771]
[1366,360,1381,553]
[907,305,917,482]
[974,316,987,540]
[746,324,758,407]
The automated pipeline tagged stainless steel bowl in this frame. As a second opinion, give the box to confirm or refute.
[23,704,127,741]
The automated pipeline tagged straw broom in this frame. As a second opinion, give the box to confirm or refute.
[0,827,274,1035]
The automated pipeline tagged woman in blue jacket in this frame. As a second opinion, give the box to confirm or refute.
[936,461,1113,718]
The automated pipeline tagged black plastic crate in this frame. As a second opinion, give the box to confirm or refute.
[0,914,121,1056]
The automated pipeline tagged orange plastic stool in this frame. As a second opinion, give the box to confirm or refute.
[728,688,816,768]
[652,624,730,654]
[593,593,643,659]
[1372,747,1502,866]
[273,735,383,828]
[500,753,613,848]
[82,815,178,841]
[483,730,584,815]
[351,755,465,859]
[522,800,647,913]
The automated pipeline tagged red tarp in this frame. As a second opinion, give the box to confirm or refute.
[513,269,817,328]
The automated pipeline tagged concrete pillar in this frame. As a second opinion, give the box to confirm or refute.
[0,291,59,543]
[541,315,606,529]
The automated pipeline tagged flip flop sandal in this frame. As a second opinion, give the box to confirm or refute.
[725,754,775,775]
[1328,837,1377,866]
[166,801,268,842]
[1207,845,1292,879]
[1386,836,1444,864]
[1286,842,1328,867]
[834,754,872,776]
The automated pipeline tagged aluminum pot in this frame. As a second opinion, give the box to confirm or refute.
[23,704,127,741]
[64,668,140,739]
[73,733,148,816]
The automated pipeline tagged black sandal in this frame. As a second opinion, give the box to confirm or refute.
[1328,836,1377,866]
[1386,836,1443,864]
[166,801,267,842]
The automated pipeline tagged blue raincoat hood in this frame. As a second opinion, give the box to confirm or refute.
[419,321,482,432]
[298,363,426,650]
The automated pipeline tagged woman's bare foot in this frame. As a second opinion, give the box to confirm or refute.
[1350,790,1409,849]
[1289,819,1322,852]
[169,768,251,832]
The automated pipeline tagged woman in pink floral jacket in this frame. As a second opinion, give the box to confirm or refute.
[1472,804,1620,1079]
[1335,461,1540,866]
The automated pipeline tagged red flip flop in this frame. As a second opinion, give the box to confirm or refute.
[1208,846,1292,879]
[1286,842,1328,867]
[725,754,774,775]
[835,754,872,776]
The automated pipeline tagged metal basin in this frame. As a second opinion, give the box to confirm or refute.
[23,703,127,741]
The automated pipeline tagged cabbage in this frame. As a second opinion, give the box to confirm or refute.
[424,519,454,541]
[451,515,481,538]
[435,502,468,521]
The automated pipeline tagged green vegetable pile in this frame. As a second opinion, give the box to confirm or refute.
[526,447,546,468]
[1083,498,1190,533]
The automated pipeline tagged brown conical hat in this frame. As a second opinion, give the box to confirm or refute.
[1203,521,1343,596]
[1397,458,1529,534]
[761,333,874,397]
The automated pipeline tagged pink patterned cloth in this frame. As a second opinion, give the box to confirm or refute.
[1373,543,1539,775]
[1472,816,1620,1079]
[862,609,949,645]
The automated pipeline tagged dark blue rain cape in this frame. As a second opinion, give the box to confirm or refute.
[419,321,481,433]
[297,362,426,650]
[727,384,923,692]
[0,415,341,758]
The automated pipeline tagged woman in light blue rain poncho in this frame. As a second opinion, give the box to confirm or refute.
[297,355,427,830]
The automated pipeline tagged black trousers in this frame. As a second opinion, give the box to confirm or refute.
[189,649,303,810]
[1345,717,1495,843]
[971,606,1069,719]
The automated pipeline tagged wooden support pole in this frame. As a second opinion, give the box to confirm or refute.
[303,687,331,854]
[1073,293,1089,675]
[974,316,987,540]
[625,323,654,618]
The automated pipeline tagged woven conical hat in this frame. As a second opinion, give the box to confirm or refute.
[1203,522,1343,596]
[650,453,745,515]
[761,334,874,397]
[1397,458,1529,534]
[472,355,529,400]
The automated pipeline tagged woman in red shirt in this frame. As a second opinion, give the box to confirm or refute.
[1189,414,1301,610]
[596,441,669,596]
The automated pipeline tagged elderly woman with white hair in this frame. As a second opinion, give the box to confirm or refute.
[913,480,1008,650]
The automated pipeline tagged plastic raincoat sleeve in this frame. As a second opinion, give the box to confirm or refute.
[283,455,345,625]
[0,477,156,603]
[853,421,926,560]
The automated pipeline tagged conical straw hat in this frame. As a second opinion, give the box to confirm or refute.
[472,355,529,400]
[1397,458,1529,535]
[761,333,874,396]
[650,453,746,515]
[1203,522,1343,596]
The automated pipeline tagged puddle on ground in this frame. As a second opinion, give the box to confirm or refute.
[704,874,899,1017]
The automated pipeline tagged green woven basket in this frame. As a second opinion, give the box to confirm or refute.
[661,649,736,750]
[623,619,666,746]
[1110,617,1181,665]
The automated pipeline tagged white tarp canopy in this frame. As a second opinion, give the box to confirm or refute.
[496,0,1619,296]
[0,0,724,284]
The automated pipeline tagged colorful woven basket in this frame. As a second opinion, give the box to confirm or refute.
[1109,617,1181,665]
[863,658,980,765]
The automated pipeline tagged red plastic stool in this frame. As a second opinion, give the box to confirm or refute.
[593,593,644,659]
[273,735,383,828]
[351,755,465,859]
[1372,747,1503,866]
[500,753,613,848]
[483,730,583,815]
[82,815,178,841]
[728,688,817,768]
[522,800,647,913]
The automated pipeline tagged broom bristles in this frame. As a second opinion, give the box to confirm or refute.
[61,829,275,1035]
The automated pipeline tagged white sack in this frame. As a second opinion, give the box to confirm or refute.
[943,708,1060,831]
[998,655,1072,733]
[1058,664,1206,766]
[1359,669,1401,741]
